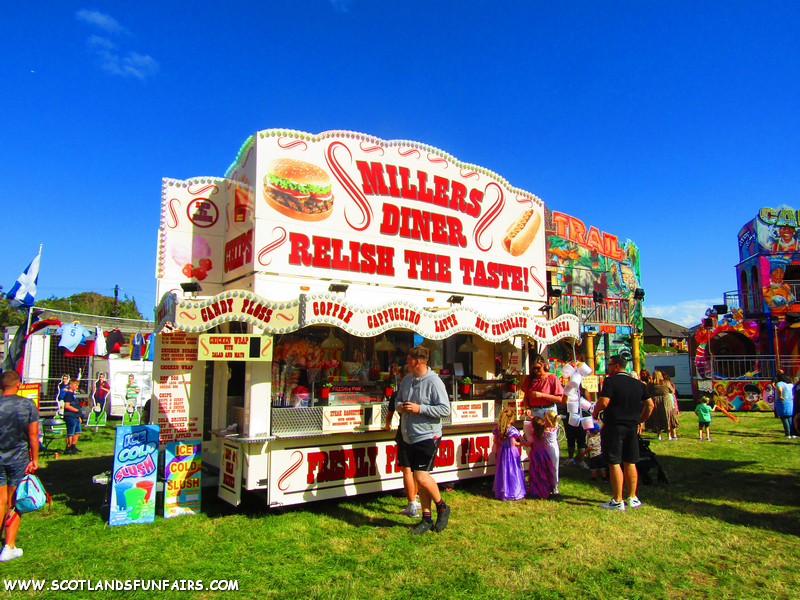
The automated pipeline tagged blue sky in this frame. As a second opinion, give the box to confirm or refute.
[3,1,799,327]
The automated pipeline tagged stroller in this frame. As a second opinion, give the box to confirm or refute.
[637,436,669,485]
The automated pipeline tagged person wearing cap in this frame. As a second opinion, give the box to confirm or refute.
[592,354,653,511]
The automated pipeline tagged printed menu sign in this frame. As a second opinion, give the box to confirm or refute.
[109,425,159,526]
[218,441,242,507]
[164,441,202,518]
[322,405,383,432]
[198,333,273,361]
[451,400,495,424]
[153,332,203,447]
[503,398,526,419]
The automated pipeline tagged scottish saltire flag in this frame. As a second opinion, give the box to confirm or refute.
[6,249,41,308]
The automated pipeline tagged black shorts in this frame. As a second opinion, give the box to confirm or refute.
[601,422,639,465]
[588,455,606,470]
[397,437,441,472]
[395,434,412,469]
[564,424,587,450]
[699,421,710,430]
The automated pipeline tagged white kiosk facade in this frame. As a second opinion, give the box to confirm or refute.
[152,129,580,507]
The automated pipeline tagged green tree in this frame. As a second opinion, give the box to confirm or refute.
[36,292,144,320]
[0,297,27,331]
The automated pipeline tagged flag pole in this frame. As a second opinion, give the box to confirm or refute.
[24,244,42,333]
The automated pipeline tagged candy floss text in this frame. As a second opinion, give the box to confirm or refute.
[114,430,157,483]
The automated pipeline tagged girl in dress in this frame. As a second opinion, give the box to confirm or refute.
[542,409,561,495]
[522,416,557,499]
[492,409,526,501]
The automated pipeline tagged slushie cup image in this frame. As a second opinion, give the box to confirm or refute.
[125,487,147,520]
[115,481,133,511]
[136,480,155,502]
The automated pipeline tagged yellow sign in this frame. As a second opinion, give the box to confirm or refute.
[18,383,40,409]
[197,334,273,361]
[582,375,599,393]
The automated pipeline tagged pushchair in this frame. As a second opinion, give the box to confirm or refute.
[637,436,669,485]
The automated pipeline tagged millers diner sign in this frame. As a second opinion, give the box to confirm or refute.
[157,129,548,303]
[154,290,580,345]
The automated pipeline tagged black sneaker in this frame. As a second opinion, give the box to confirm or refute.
[410,520,433,535]
[73,447,82,453]
[434,504,450,532]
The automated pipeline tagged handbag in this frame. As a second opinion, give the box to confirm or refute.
[14,474,51,514]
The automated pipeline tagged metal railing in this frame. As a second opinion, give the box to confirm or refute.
[723,281,800,314]
[554,294,633,325]
[692,355,778,380]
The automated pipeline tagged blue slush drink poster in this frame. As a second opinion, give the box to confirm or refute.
[164,440,202,518]
[109,425,159,526]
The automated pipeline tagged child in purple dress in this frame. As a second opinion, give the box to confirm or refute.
[522,416,557,499]
[492,409,526,501]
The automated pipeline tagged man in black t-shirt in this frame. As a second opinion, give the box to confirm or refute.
[592,355,653,511]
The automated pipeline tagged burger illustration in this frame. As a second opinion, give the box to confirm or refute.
[263,158,334,221]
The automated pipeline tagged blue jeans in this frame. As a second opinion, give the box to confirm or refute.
[780,416,792,437]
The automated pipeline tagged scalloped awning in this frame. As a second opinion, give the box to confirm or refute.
[154,290,581,346]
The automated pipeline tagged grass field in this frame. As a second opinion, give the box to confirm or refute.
[2,412,798,599]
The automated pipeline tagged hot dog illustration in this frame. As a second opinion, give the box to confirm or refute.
[502,209,541,256]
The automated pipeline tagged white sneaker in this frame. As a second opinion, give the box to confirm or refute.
[627,496,642,509]
[565,459,576,466]
[0,545,23,562]
[579,461,590,470]
[599,499,626,511]
[400,501,420,517]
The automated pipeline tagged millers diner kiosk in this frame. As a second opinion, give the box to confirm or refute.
[152,129,580,507]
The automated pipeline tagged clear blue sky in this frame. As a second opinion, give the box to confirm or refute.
[3,1,799,327]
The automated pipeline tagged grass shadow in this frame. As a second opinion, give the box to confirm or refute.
[630,455,800,537]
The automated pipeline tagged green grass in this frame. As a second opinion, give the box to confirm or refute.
[2,414,798,599]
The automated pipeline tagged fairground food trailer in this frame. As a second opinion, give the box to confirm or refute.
[152,129,581,507]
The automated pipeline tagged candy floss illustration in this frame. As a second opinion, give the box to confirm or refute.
[170,235,214,281]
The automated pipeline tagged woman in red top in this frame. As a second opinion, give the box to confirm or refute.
[524,357,565,419]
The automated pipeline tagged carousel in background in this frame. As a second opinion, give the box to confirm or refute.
[690,205,800,410]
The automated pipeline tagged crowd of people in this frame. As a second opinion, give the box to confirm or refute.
[488,355,800,513]
[2,347,796,552]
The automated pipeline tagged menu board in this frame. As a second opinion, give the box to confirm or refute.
[164,440,202,518]
[109,425,159,526]
[198,334,273,361]
[581,375,599,393]
[451,400,496,424]
[503,398,526,419]
[218,440,242,507]
[322,404,383,432]
[153,332,203,447]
